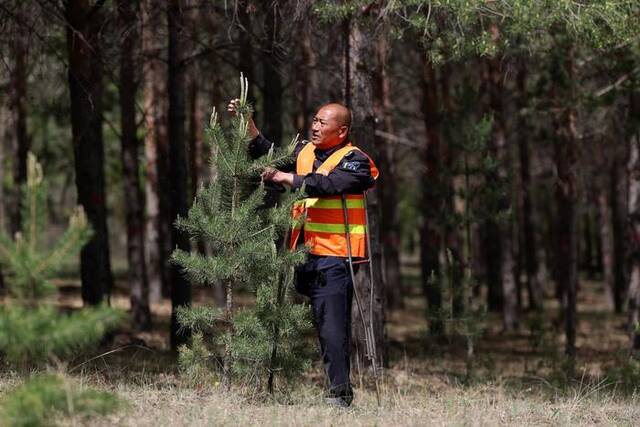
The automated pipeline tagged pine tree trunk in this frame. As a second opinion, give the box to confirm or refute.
[141,0,169,304]
[223,279,233,384]
[551,44,579,364]
[594,208,604,275]
[0,103,8,233]
[481,55,505,314]
[484,220,503,311]
[441,64,465,317]
[188,79,204,201]
[373,29,404,310]
[597,182,616,309]
[0,102,8,294]
[237,1,256,112]
[420,53,444,335]
[516,64,544,311]
[187,73,209,261]
[627,90,640,356]
[168,0,191,350]
[584,211,597,278]
[10,6,29,236]
[345,17,386,369]
[294,28,317,136]
[611,157,629,313]
[262,2,282,145]
[118,0,151,330]
[65,0,113,305]
[485,40,518,330]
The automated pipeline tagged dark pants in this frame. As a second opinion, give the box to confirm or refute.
[295,255,354,401]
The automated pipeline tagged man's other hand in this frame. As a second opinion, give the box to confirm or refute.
[226,98,259,140]
[262,167,294,187]
[226,98,243,116]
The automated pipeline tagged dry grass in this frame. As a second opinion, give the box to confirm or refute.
[4,276,640,425]
[86,374,640,426]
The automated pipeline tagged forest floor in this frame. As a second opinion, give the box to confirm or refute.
[4,273,640,426]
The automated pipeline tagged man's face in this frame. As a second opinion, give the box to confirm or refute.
[310,106,348,149]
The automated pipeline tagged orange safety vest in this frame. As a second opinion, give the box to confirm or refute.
[290,142,379,258]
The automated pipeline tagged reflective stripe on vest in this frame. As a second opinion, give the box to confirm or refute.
[290,142,379,257]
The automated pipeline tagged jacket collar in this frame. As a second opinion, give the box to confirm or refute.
[314,140,350,161]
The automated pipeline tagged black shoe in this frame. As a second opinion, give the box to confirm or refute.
[324,397,350,408]
[325,385,353,407]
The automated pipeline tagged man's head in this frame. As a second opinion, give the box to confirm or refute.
[310,103,351,150]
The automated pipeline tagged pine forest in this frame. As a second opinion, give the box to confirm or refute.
[0,0,640,425]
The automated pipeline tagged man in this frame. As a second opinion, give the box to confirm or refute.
[227,100,379,407]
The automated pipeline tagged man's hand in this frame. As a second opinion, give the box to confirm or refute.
[262,167,294,187]
[226,98,259,140]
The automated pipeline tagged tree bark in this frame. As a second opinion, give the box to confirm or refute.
[345,17,386,369]
[0,103,8,233]
[262,1,283,145]
[551,44,579,363]
[481,50,504,312]
[141,0,170,304]
[168,0,191,350]
[611,155,629,313]
[483,220,503,311]
[10,4,30,236]
[485,42,518,330]
[65,0,113,305]
[187,71,208,258]
[0,100,8,294]
[597,176,616,309]
[440,63,465,317]
[117,0,151,330]
[294,28,317,136]
[420,53,444,335]
[516,63,544,311]
[581,211,596,278]
[373,27,404,310]
[188,78,204,201]
[487,54,518,330]
[626,90,640,356]
[237,0,256,113]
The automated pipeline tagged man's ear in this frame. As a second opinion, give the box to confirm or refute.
[339,125,349,138]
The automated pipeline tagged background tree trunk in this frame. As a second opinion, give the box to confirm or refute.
[65,0,113,306]
[345,16,386,369]
[551,43,579,363]
[611,155,629,313]
[0,101,8,294]
[237,0,256,114]
[294,27,317,136]
[440,64,465,318]
[10,3,29,236]
[516,63,544,311]
[597,177,616,308]
[0,103,8,233]
[168,0,191,350]
[420,53,444,335]
[485,37,518,330]
[141,0,169,304]
[118,0,151,330]
[483,221,503,311]
[188,78,204,202]
[626,90,640,356]
[262,1,283,145]
[373,27,404,310]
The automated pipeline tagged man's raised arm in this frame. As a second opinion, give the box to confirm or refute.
[226,98,270,158]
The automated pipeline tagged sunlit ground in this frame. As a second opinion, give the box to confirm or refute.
[3,271,640,426]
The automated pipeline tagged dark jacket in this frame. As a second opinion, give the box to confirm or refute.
[249,134,375,197]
